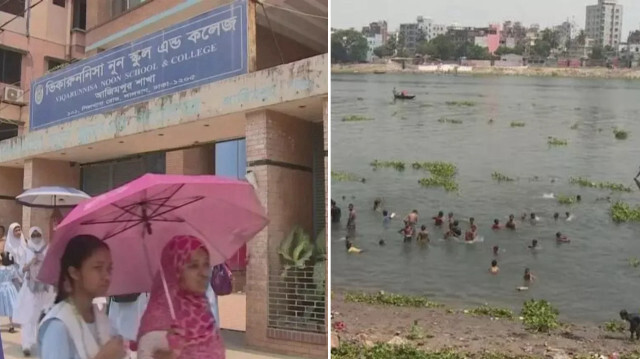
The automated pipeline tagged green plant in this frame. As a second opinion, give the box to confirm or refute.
[614,129,629,140]
[438,117,463,124]
[406,320,425,340]
[331,171,363,182]
[603,320,626,333]
[418,177,459,192]
[370,160,406,171]
[520,299,559,333]
[446,100,476,107]
[569,177,632,192]
[629,257,640,268]
[570,122,580,130]
[411,162,457,178]
[467,305,514,319]
[547,137,568,146]
[491,172,515,182]
[344,291,443,308]
[611,201,640,223]
[342,115,372,122]
[510,121,525,127]
[420,103,433,108]
[278,227,314,277]
[556,195,575,205]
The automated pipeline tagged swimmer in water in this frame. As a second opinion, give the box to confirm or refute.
[565,212,573,221]
[490,260,499,274]
[524,268,535,283]
[404,210,419,238]
[447,212,455,229]
[433,211,444,226]
[528,239,539,249]
[379,239,386,246]
[530,212,539,224]
[382,210,391,230]
[506,214,516,230]
[521,212,527,221]
[465,224,477,242]
[493,246,500,256]
[555,232,570,243]
[492,219,501,230]
[399,223,414,243]
[373,198,382,211]
[553,212,559,221]
[417,225,429,243]
[346,239,362,253]
[446,220,462,239]
[576,195,582,202]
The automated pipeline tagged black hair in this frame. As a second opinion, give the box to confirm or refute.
[494,219,499,224]
[383,210,388,216]
[438,211,443,216]
[556,232,561,237]
[453,220,459,226]
[421,225,426,230]
[491,260,497,266]
[0,252,14,266]
[530,213,536,218]
[470,217,475,222]
[54,235,109,304]
[532,239,538,244]
[554,212,559,217]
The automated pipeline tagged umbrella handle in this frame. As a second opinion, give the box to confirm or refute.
[160,266,177,320]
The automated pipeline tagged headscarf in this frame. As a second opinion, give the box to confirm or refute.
[138,235,223,359]
[5,223,26,268]
[25,227,49,292]
[27,226,47,253]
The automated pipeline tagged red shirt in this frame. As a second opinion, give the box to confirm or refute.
[492,224,501,230]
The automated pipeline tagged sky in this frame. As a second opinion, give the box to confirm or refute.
[331,0,640,38]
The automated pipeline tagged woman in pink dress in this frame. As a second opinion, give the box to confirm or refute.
[137,235,225,359]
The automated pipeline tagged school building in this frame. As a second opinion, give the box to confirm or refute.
[0,0,327,357]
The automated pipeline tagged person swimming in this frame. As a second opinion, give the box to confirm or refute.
[373,198,382,211]
[553,212,559,221]
[530,212,539,224]
[528,239,539,249]
[382,210,391,230]
[506,214,516,230]
[465,224,477,242]
[492,245,500,256]
[576,195,582,202]
[346,239,362,253]
[555,232,570,243]
[446,220,462,239]
[433,211,444,226]
[416,225,429,243]
[524,268,535,282]
[520,212,527,221]
[492,219,501,230]
[400,223,414,243]
[565,212,571,219]
[378,239,386,246]
[490,260,499,274]
[447,212,455,228]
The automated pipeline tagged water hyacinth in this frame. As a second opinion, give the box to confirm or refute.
[491,172,515,182]
[342,115,372,122]
[467,305,514,319]
[610,201,640,223]
[438,117,463,124]
[556,195,575,205]
[344,291,443,308]
[446,100,476,107]
[411,162,457,178]
[569,177,632,193]
[614,129,629,140]
[370,160,406,171]
[418,177,459,192]
[331,171,363,182]
[510,121,526,127]
[547,137,568,146]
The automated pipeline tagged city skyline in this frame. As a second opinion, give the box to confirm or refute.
[332,0,640,39]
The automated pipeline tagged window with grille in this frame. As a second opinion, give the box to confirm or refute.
[0,49,22,86]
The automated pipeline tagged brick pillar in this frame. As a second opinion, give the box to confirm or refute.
[245,110,324,357]
[0,167,24,232]
[23,159,80,241]
[165,146,214,175]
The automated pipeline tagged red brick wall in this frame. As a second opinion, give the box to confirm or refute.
[0,167,23,232]
[245,110,325,358]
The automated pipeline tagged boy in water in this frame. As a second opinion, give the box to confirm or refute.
[555,232,570,243]
[433,211,444,226]
[346,239,362,253]
[331,200,341,223]
[524,268,535,283]
[373,198,382,211]
[382,210,391,230]
[492,219,501,230]
[565,212,571,220]
[404,210,419,235]
[400,223,414,243]
[446,220,462,239]
[493,245,500,256]
[417,225,429,243]
[553,212,559,221]
[465,224,478,242]
[447,212,455,231]
[506,214,516,230]
[530,212,539,224]
[528,239,539,249]
[489,260,499,274]
[347,204,357,234]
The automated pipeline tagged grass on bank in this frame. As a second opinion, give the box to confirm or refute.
[610,201,640,223]
[569,177,632,193]
[520,299,559,333]
[342,115,372,122]
[344,291,443,309]
[603,320,627,333]
[370,160,406,172]
[331,171,363,183]
[547,137,568,146]
[332,343,541,359]
[491,172,516,182]
[467,305,514,319]
[510,121,526,127]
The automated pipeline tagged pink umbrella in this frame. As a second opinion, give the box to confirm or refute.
[38,174,268,297]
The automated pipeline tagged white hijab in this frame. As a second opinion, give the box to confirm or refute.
[5,223,26,267]
[27,226,47,253]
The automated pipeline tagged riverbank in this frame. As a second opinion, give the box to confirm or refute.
[331,292,640,358]
[331,63,640,79]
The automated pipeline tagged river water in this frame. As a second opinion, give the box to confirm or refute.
[331,73,640,324]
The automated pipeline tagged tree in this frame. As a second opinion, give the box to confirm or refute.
[590,46,604,60]
[576,30,586,46]
[495,45,524,56]
[425,35,456,60]
[397,32,407,57]
[331,29,369,63]
[465,44,491,60]
[373,45,393,58]
[532,39,552,58]
[540,28,560,50]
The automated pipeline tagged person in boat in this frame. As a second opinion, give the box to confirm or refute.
[433,211,444,226]
[555,232,570,243]
[416,225,429,243]
[505,215,516,230]
[492,219,501,230]
[489,260,499,274]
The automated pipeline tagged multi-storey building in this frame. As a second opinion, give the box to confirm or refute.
[399,22,420,55]
[399,16,447,55]
[586,0,623,47]
[362,20,388,44]
[416,16,446,42]
[0,1,327,357]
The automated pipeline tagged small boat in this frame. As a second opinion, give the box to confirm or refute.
[394,93,415,100]
[373,70,386,74]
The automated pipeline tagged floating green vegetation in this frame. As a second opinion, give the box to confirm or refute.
[603,320,626,333]
[332,343,542,359]
[520,299,560,333]
[614,129,629,140]
[411,162,457,178]
[446,100,476,107]
[438,117,463,124]
[356,97,364,101]
[344,291,443,308]
[467,305,514,319]
[556,195,575,205]
[611,202,640,223]
[510,121,526,127]
[331,171,363,182]
[419,103,433,108]
[342,115,372,122]
[370,160,405,171]
[569,177,632,193]
[547,137,568,146]
[491,172,515,182]
[570,122,580,130]
[418,177,459,192]
[629,257,640,268]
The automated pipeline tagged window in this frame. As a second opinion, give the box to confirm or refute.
[0,49,22,85]
[73,0,86,29]
[112,0,146,18]
[53,0,65,7]
[47,59,66,72]
[0,1,24,16]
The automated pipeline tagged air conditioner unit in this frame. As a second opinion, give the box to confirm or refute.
[3,86,25,104]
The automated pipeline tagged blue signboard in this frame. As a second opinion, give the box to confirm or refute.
[30,0,247,130]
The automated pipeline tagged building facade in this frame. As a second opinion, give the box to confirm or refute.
[0,0,327,357]
[417,16,447,42]
[586,0,623,48]
[365,33,383,62]
[399,22,420,55]
[362,20,388,44]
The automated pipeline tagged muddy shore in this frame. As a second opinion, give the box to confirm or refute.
[332,63,640,80]
[331,292,640,358]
